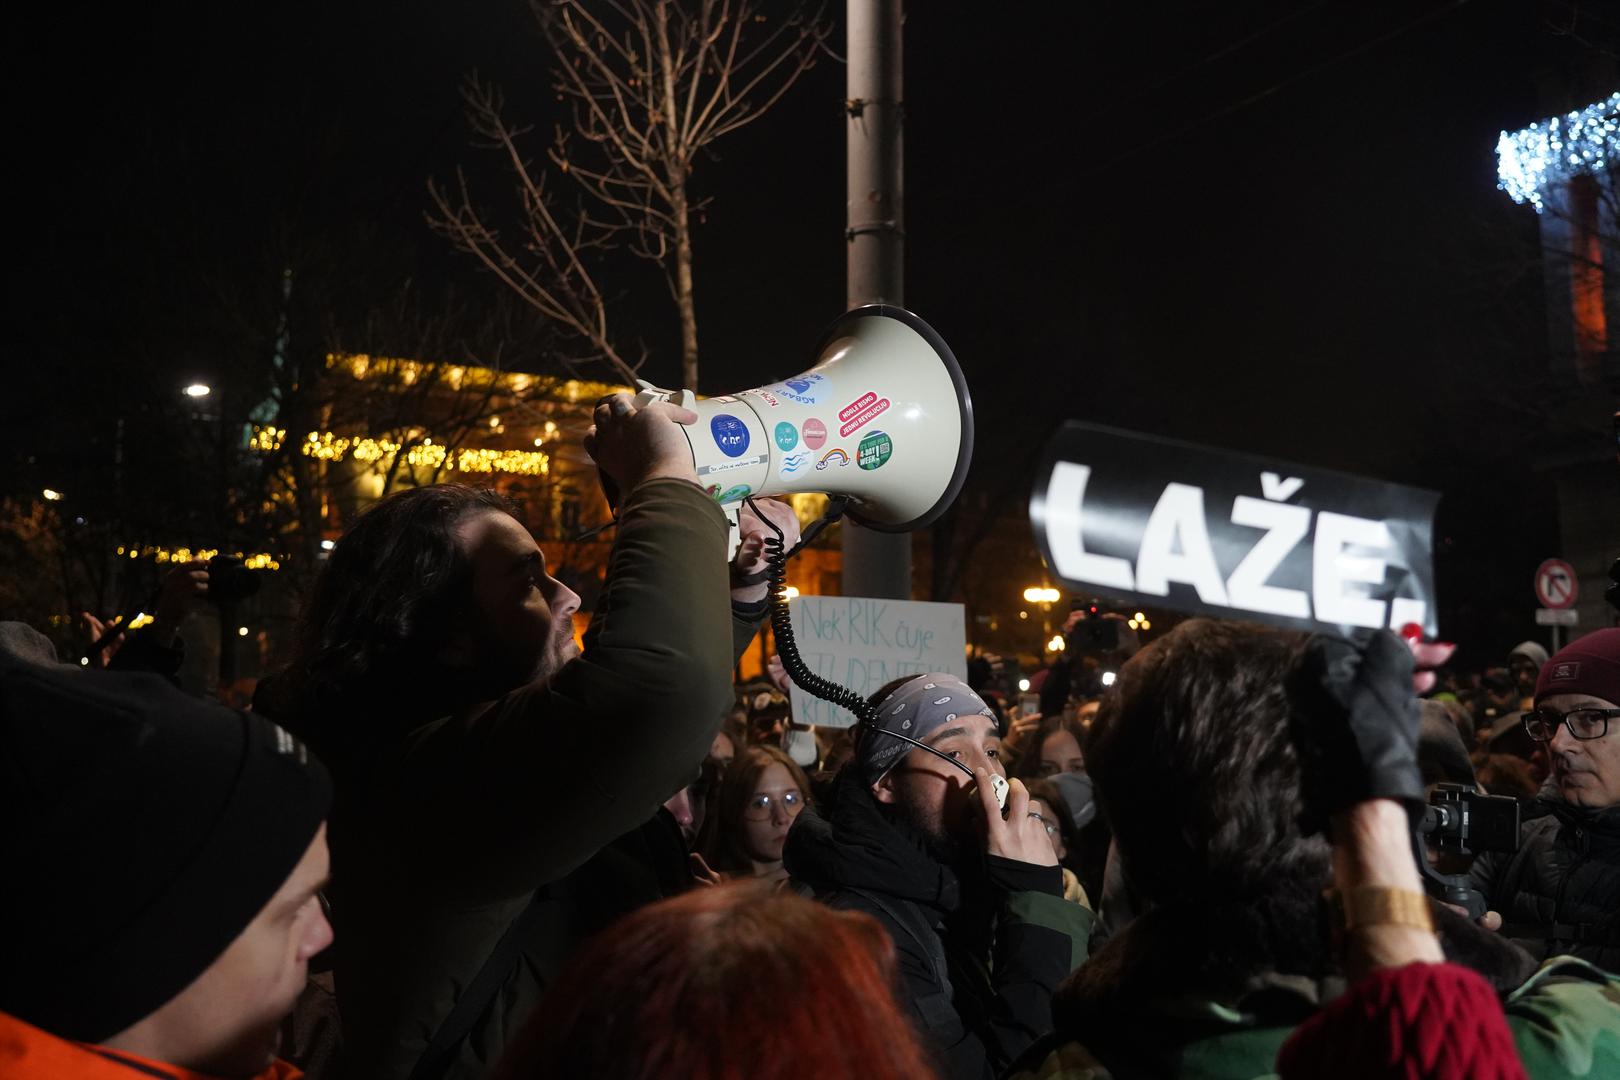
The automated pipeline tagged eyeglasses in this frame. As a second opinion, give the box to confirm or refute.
[743,790,804,820]
[1522,707,1620,742]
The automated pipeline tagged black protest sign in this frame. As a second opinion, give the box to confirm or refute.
[1028,423,1441,637]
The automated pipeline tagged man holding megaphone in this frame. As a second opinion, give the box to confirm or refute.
[257,390,796,1080]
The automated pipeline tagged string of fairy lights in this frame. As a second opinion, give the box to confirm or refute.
[34,353,603,592]
[251,426,552,477]
[1496,91,1619,213]
[114,546,283,571]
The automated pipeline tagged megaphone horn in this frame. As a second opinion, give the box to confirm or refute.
[634,305,974,532]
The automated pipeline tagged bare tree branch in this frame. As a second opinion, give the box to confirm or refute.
[433,0,829,391]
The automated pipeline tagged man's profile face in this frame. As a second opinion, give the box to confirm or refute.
[451,511,581,695]
[1545,692,1620,809]
[873,713,1004,857]
[118,826,333,1076]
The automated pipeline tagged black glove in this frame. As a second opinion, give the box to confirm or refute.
[1288,630,1424,836]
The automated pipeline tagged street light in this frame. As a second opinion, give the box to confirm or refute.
[1022,586,1060,604]
[41,488,64,501]
[183,383,212,398]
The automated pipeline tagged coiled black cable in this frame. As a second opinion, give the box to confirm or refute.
[746,496,877,727]
[743,497,988,785]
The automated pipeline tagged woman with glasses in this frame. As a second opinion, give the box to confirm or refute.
[1465,628,1620,971]
[704,745,813,885]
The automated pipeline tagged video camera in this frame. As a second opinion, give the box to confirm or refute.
[1414,783,1520,920]
[1064,600,1128,653]
[1057,600,1140,700]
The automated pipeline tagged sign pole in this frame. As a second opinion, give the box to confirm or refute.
[841,0,912,600]
[1533,558,1580,655]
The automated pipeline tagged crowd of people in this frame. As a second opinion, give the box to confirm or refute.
[2,394,1617,1079]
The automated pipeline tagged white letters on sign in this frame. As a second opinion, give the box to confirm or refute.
[1046,463,1137,591]
[1312,511,1392,628]
[1136,483,1229,605]
[1226,495,1312,618]
[1049,470,1424,631]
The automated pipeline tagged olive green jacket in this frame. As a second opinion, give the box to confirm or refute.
[1007,957,1620,1079]
[320,480,752,1079]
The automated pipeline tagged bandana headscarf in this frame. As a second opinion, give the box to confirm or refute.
[857,673,995,785]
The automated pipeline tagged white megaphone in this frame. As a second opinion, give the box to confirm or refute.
[633,305,973,536]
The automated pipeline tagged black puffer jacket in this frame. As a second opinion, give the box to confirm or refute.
[784,768,1091,1080]
[1467,795,1620,972]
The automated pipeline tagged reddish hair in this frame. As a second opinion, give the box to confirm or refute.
[494,881,938,1080]
[704,744,814,873]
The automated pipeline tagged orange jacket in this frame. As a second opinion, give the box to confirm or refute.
[0,1011,302,1080]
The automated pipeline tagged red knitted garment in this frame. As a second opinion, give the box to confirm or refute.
[1277,963,1527,1080]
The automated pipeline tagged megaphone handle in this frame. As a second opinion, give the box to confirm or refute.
[725,505,742,562]
[632,381,695,411]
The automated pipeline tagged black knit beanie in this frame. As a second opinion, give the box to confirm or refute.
[0,655,332,1041]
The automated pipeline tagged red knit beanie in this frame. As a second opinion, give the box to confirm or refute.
[1534,628,1620,706]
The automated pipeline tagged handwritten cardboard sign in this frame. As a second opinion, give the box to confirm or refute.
[785,596,968,728]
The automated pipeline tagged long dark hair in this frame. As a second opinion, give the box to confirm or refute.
[1089,619,1325,906]
[289,484,512,714]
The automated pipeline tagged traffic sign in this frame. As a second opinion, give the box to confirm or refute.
[1535,608,1578,626]
[1535,559,1578,610]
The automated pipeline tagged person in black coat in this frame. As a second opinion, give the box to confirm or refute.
[1467,629,1620,971]
[784,674,1091,1080]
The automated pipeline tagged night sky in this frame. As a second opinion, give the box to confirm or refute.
[8,0,1616,661]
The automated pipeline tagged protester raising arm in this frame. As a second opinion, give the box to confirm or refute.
[1279,631,1620,1080]
[264,392,797,1079]
[1278,633,1501,1080]
[394,394,754,898]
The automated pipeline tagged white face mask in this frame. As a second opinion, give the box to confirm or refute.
[1051,770,1096,828]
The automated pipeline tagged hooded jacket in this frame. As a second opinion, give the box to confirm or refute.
[784,767,1091,1080]
[1467,792,1620,972]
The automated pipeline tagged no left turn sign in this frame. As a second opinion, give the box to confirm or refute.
[1535,558,1578,610]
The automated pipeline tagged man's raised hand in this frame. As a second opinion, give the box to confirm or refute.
[976,767,1057,867]
[583,393,699,494]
